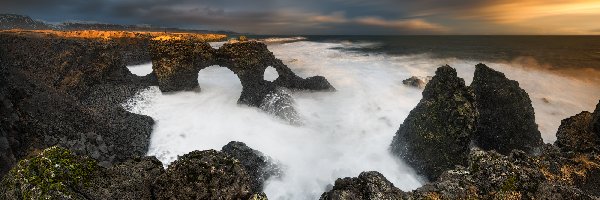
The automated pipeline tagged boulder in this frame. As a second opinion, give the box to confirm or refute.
[390,65,478,181]
[471,63,543,155]
[153,150,253,200]
[319,171,407,200]
[260,88,302,124]
[222,141,282,193]
[555,111,599,153]
[402,76,432,89]
[149,38,216,92]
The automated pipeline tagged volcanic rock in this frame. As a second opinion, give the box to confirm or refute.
[555,111,599,153]
[319,171,407,200]
[593,101,600,135]
[402,76,432,89]
[149,38,216,92]
[390,65,478,181]
[471,63,543,155]
[222,141,282,193]
[153,150,253,200]
[0,33,155,178]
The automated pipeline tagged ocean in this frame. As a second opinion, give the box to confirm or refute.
[124,36,600,200]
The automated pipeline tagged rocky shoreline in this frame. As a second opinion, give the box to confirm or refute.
[1,31,599,200]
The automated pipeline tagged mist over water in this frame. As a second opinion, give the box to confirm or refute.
[124,39,600,200]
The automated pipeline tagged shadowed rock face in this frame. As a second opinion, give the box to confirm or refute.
[390,65,478,181]
[0,33,156,178]
[222,141,282,193]
[471,63,543,155]
[320,171,407,200]
[593,101,600,136]
[555,111,599,153]
[153,150,253,200]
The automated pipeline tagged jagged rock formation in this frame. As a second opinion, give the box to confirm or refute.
[324,145,600,199]
[0,32,156,178]
[593,101,600,136]
[320,171,407,200]
[153,150,254,200]
[0,146,271,200]
[402,76,432,89]
[555,111,599,152]
[471,63,543,155]
[222,141,282,193]
[390,65,478,181]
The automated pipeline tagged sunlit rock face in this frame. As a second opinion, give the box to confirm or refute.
[471,63,543,155]
[390,65,478,181]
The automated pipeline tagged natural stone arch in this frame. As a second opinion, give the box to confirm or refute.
[150,39,335,109]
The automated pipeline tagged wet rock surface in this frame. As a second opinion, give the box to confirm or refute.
[402,76,432,89]
[0,33,156,178]
[222,141,282,193]
[153,150,253,200]
[390,65,478,181]
[320,171,407,200]
[471,63,543,155]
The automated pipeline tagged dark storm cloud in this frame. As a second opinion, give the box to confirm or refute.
[1,0,598,34]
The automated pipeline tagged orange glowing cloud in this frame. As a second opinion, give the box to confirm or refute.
[463,0,600,23]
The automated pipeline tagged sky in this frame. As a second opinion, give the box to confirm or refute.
[1,0,600,35]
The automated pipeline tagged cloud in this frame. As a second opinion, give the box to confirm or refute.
[354,16,448,33]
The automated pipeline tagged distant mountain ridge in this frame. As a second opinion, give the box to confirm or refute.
[0,14,52,30]
[0,13,237,34]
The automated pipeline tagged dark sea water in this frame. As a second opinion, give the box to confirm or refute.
[252,35,600,70]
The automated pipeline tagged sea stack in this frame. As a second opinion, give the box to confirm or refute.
[390,65,478,181]
[471,63,543,155]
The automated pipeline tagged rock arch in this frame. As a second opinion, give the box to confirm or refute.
[149,39,335,121]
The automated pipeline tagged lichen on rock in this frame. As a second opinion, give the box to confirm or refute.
[390,65,478,181]
[0,146,99,199]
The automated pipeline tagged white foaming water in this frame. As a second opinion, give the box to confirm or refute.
[124,39,600,200]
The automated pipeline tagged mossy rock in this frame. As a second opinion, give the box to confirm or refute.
[0,146,99,199]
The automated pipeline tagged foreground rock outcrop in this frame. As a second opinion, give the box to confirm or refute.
[1,141,277,199]
[555,111,599,153]
[390,65,478,181]
[471,63,543,155]
[0,32,157,178]
[320,171,407,200]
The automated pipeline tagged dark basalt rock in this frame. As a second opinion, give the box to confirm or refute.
[471,63,543,155]
[555,111,599,153]
[260,88,302,124]
[85,156,165,199]
[593,101,600,136]
[0,33,155,178]
[324,145,600,199]
[150,38,216,92]
[222,141,282,193]
[402,76,432,89]
[320,171,407,200]
[153,150,253,200]
[390,65,478,181]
